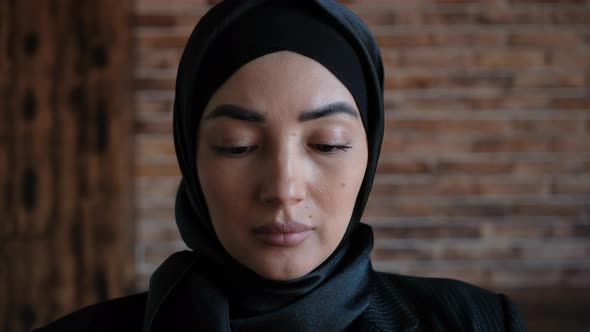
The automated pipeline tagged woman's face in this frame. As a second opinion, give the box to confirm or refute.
[197,51,368,280]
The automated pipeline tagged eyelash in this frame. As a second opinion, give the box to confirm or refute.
[212,144,352,156]
[213,146,258,156]
[312,144,352,153]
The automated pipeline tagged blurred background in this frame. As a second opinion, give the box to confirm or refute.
[1,0,589,331]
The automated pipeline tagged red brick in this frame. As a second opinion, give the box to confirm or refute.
[513,161,588,175]
[371,180,542,197]
[138,222,182,243]
[372,248,433,262]
[176,13,207,28]
[382,134,474,153]
[437,161,514,174]
[135,119,173,134]
[442,203,511,217]
[491,268,562,288]
[439,245,522,261]
[555,137,590,153]
[386,71,514,90]
[511,119,580,134]
[138,219,182,243]
[552,181,590,195]
[521,242,589,261]
[508,0,586,4]
[385,118,439,131]
[478,182,545,196]
[137,49,182,71]
[476,50,545,68]
[136,0,202,5]
[364,200,436,218]
[375,159,433,174]
[410,267,492,287]
[396,94,550,111]
[549,51,590,67]
[137,207,176,223]
[354,9,398,26]
[493,223,554,239]
[136,78,176,91]
[135,163,181,177]
[509,32,583,48]
[136,99,173,114]
[373,224,482,239]
[515,71,586,89]
[136,136,176,163]
[373,182,447,196]
[375,32,434,47]
[512,203,588,217]
[434,0,503,3]
[398,50,474,68]
[549,10,590,24]
[136,32,189,49]
[551,97,590,110]
[380,49,401,68]
[133,14,177,27]
[471,136,555,153]
[435,31,507,47]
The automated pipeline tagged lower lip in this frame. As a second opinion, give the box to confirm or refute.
[253,229,313,247]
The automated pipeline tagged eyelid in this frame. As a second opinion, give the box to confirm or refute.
[310,143,352,154]
[211,144,258,156]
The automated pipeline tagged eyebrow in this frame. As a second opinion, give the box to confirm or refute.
[204,102,359,123]
[299,102,359,122]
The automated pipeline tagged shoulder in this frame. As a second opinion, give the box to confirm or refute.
[34,292,148,332]
[369,272,527,331]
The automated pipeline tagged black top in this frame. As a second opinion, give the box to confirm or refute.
[35,271,527,331]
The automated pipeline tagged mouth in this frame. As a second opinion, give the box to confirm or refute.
[252,221,313,247]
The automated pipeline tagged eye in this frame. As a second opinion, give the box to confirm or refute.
[311,144,352,154]
[212,145,257,156]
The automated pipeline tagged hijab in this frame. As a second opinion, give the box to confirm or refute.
[144,1,385,331]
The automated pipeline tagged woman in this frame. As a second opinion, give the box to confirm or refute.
[38,0,527,331]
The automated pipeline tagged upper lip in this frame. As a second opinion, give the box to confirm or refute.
[253,221,312,234]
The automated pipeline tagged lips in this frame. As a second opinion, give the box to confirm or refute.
[252,221,313,247]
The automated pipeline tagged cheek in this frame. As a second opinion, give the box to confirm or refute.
[197,149,247,229]
[312,151,367,235]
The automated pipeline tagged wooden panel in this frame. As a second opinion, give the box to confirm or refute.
[0,1,134,330]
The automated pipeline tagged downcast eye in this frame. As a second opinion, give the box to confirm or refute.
[312,144,352,153]
[213,146,257,156]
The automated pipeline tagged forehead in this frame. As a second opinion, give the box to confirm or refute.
[203,51,358,117]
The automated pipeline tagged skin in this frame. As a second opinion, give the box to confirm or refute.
[197,51,368,281]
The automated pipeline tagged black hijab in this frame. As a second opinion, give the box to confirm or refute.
[144,1,385,331]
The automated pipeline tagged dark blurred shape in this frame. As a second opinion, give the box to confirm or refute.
[0,1,134,331]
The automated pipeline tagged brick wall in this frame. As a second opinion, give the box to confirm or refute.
[133,0,590,293]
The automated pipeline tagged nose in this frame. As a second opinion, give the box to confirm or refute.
[258,144,306,207]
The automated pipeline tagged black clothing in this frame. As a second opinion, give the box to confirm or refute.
[35,268,527,331]
[142,225,375,331]
[171,0,385,330]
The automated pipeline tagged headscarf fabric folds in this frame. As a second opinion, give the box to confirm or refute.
[145,1,385,331]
